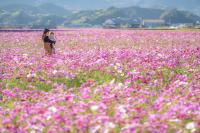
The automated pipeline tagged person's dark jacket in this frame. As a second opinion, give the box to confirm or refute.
[43,36,56,44]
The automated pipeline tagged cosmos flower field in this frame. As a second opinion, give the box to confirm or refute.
[0,29,200,133]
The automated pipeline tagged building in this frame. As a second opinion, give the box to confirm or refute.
[102,19,116,28]
[103,18,142,28]
[142,19,166,28]
[171,23,194,29]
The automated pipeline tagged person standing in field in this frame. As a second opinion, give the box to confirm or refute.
[48,32,56,54]
[42,29,56,55]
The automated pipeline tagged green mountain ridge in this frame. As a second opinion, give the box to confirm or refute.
[0,0,199,16]
[0,4,199,28]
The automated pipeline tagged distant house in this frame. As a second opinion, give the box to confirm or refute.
[142,19,166,28]
[103,19,116,28]
[195,21,200,28]
[196,21,200,25]
[171,23,194,29]
[129,19,142,28]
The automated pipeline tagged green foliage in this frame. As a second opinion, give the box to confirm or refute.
[3,70,119,92]
[53,75,85,88]
[86,70,114,84]
[32,81,52,92]
[5,78,28,90]
[53,70,117,88]
[0,101,14,109]
[106,104,115,117]
[12,114,20,126]
[161,67,171,86]
[4,77,52,92]
[173,67,185,75]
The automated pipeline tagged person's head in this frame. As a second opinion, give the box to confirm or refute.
[49,32,54,36]
[43,28,50,35]
[48,32,55,39]
[42,28,50,40]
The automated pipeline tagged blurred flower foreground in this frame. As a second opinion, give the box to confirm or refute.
[0,29,200,133]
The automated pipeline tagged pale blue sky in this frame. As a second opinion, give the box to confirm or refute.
[1,0,200,12]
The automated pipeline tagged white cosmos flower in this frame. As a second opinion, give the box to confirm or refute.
[46,115,52,120]
[27,73,32,78]
[32,73,37,77]
[52,70,58,75]
[96,59,102,64]
[109,79,115,84]
[30,131,36,133]
[157,53,163,57]
[169,119,180,122]
[105,122,116,128]
[116,63,121,66]
[121,113,128,119]
[90,105,99,112]
[23,53,28,57]
[121,124,131,130]
[118,83,123,88]
[114,66,118,70]
[118,105,128,119]
[27,73,36,78]
[48,106,57,113]
[90,125,101,133]
[109,63,114,66]
[118,105,126,113]
[185,122,196,132]
[118,70,123,73]
[103,129,109,133]
[127,97,132,101]
[166,102,172,106]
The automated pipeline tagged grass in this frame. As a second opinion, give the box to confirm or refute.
[53,70,123,88]
[2,70,123,92]
[161,67,171,86]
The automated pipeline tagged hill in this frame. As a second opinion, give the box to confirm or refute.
[64,6,200,27]
[0,0,200,16]
[0,3,71,28]
[0,4,199,28]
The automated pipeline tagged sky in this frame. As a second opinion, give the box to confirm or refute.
[1,0,200,12]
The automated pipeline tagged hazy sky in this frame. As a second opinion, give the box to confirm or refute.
[1,0,200,11]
